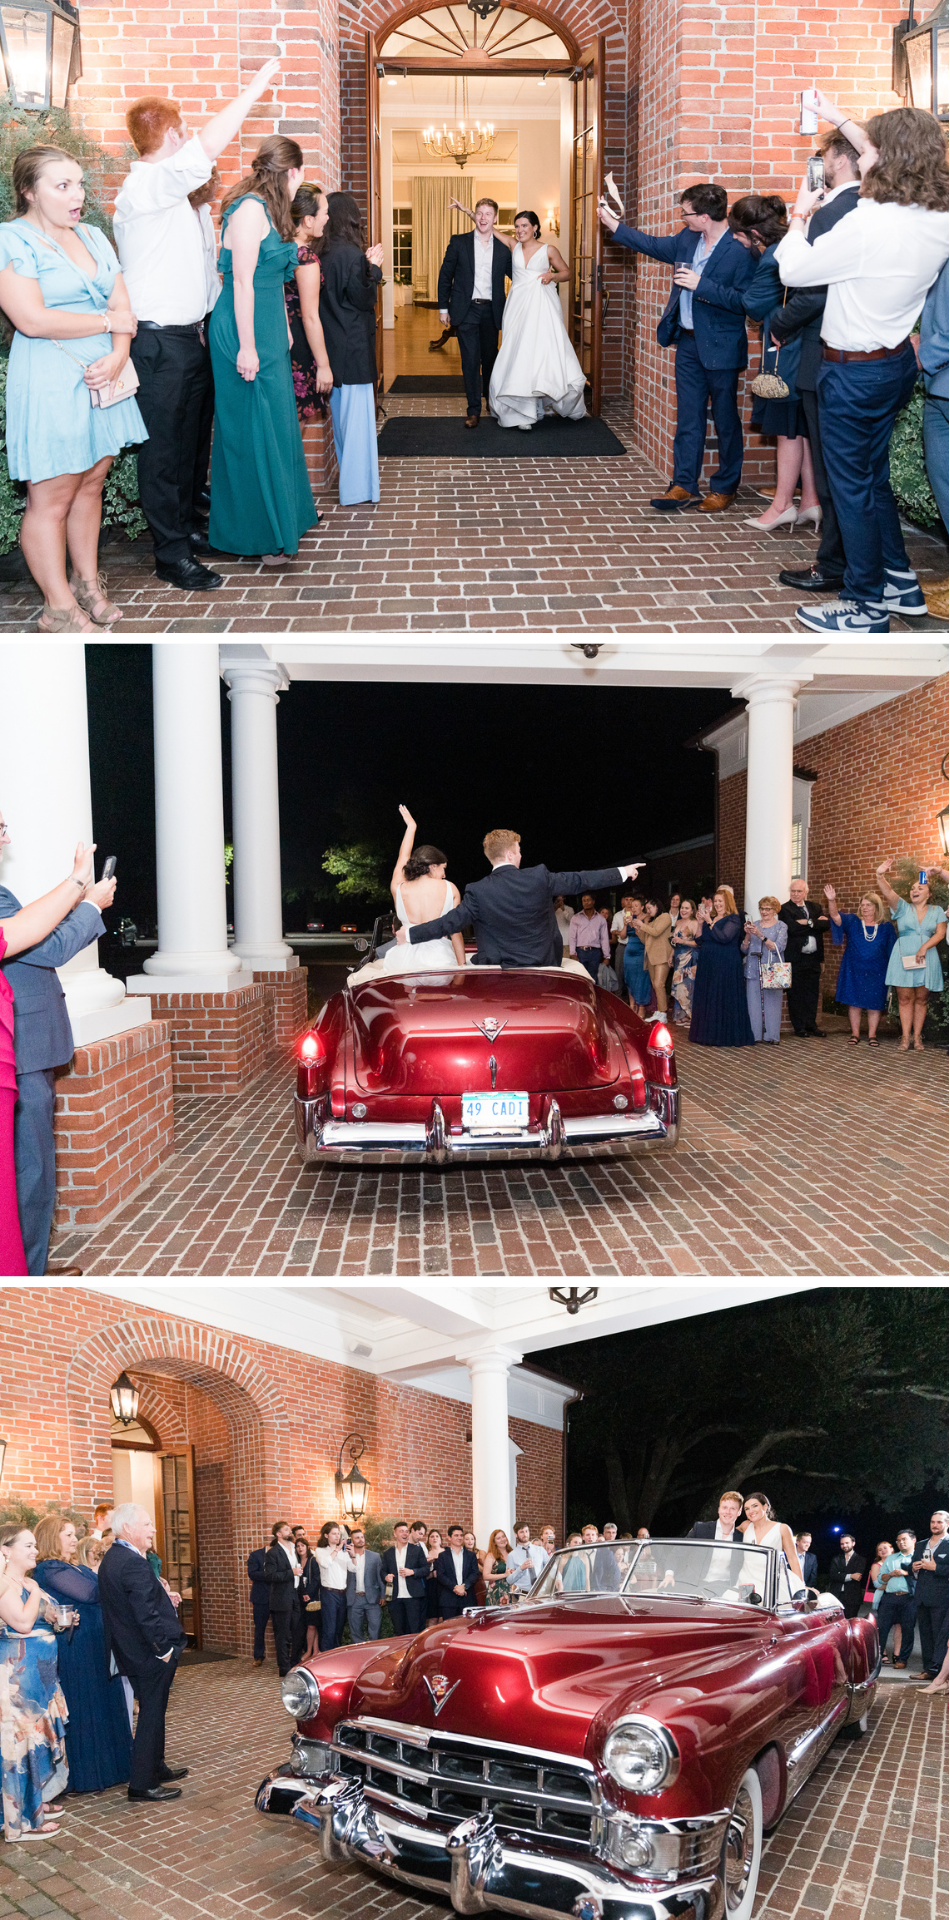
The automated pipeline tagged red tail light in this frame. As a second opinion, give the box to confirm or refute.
[648,1023,674,1054]
[300,1032,324,1061]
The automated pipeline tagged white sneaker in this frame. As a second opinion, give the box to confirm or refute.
[796,597,890,634]
[880,569,928,616]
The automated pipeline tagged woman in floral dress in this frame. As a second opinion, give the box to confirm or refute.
[284,184,333,423]
[0,1526,74,1842]
[481,1531,512,1606]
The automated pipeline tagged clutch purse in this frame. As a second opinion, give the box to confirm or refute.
[305,1599,321,1612]
[760,955,792,990]
[89,361,140,408]
[901,952,925,970]
[751,287,790,398]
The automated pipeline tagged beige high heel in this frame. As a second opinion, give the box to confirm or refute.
[795,505,823,531]
[71,571,122,628]
[743,507,799,532]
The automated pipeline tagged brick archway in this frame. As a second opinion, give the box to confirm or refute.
[376,0,583,63]
[66,1315,291,1653]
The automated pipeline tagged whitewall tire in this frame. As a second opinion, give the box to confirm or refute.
[722,1766,764,1920]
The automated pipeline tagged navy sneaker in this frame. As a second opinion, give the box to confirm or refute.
[796,596,889,634]
[880,568,928,617]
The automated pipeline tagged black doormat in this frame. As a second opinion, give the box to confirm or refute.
[377,414,627,458]
[386,374,467,393]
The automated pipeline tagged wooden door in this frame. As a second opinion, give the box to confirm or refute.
[154,1446,202,1647]
[366,30,383,394]
[570,38,605,415]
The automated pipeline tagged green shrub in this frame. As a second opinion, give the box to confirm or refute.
[0,90,114,238]
[102,445,147,540]
[0,351,26,552]
[0,1495,89,1536]
[889,384,940,530]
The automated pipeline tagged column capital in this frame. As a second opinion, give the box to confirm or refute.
[221,659,290,703]
[457,1344,524,1375]
[730,673,810,703]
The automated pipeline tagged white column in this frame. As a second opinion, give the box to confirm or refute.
[221,658,297,973]
[136,644,242,988]
[462,1346,523,1549]
[732,677,801,916]
[2,645,149,1044]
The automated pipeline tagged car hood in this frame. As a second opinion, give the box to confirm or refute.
[345,1597,771,1762]
[350,970,632,1093]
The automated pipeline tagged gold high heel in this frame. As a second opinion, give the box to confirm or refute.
[71,571,122,627]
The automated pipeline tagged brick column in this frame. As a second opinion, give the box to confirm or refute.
[53,1020,174,1229]
[254,968,309,1050]
[144,982,273,1096]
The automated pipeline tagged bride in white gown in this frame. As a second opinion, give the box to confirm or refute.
[449,202,586,430]
[382,804,467,975]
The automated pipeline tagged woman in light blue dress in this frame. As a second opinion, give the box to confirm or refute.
[0,145,146,631]
[876,861,947,1051]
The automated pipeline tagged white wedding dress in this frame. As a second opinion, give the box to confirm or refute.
[382,880,459,974]
[489,243,587,431]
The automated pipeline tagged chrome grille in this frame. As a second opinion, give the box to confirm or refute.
[331,1719,597,1848]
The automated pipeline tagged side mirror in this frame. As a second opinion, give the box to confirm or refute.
[352,937,369,953]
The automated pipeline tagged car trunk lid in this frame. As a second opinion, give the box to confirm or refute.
[351,970,624,1093]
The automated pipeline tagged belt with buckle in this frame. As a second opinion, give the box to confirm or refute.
[137,319,208,344]
[822,338,911,362]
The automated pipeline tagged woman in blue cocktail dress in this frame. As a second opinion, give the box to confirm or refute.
[0,1526,70,1842]
[0,145,146,631]
[823,883,897,1047]
[689,888,755,1047]
[34,1516,131,1794]
[876,861,947,1051]
[622,903,651,1013]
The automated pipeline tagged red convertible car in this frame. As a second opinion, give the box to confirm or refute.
[256,1537,879,1920]
[294,926,679,1166]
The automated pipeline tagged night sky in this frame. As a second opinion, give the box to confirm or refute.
[85,646,732,931]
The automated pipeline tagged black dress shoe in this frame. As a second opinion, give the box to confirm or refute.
[805,1026,827,1038]
[156,1765,189,1781]
[188,530,214,555]
[778,565,846,592]
[155,556,223,592]
[194,489,211,517]
[128,1785,182,1802]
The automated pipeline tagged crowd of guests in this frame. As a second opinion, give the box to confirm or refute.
[599,89,948,634]
[556,859,947,1050]
[0,60,382,629]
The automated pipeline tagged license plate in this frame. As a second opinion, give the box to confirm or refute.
[461,1091,529,1131]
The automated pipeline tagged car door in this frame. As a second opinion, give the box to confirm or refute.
[774,1569,849,1794]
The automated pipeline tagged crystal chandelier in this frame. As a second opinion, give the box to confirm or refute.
[422,78,495,170]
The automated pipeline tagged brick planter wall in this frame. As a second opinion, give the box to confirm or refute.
[252,967,310,1051]
[0,1288,565,1656]
[146,982,271,1096]
[53,1020,174,1230]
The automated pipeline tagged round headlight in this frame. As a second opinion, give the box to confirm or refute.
[281,1667,321,1720]
[603,1718,679,1793]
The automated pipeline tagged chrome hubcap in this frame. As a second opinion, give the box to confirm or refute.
[724,1786,754,1910]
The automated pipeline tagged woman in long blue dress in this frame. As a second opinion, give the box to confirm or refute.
[670,898,699,1026]
[33,1516,131,1794]
[823,883,897,1046]
[0,145,146,631]
[622,900,651,1013]
[689,888,755,1047]
[876,861,947,1051]
[0,1525,70,1842]
[208,137,318,563]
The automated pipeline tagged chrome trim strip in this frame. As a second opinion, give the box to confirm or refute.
[334,1742,593,1815]
[852,1646,883,1696]
[334,1717,596,1772]
[786,1695,849,1777]
[293,1100,671,1165]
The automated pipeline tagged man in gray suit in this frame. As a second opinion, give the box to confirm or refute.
[345,1528,386,1643]
[0,837,116,1276]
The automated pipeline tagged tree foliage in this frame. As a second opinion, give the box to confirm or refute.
[321,841,389,903]
[553,1289,948,1533]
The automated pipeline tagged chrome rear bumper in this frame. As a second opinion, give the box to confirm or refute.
[257,1770,723,1920]
[294,1087,679,1166]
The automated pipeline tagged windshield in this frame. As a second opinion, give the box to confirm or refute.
[528,1538,773,1607]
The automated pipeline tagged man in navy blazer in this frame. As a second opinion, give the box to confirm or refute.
[436,1525,481,1619]
[599,182,755,512]
[345,1528,387,1642]
[437,198,510,427]
[0,842,115,1277]
[398,827,643,969]
[381,1521,429,1636]
[97,1502,188,1801]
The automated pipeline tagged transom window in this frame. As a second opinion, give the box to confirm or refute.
[380,5,572,64]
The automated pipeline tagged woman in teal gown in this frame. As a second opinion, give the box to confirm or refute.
[209,137,318,563]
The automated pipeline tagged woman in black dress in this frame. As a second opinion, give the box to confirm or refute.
[284,183,333,423]
[689,887,755,1047]
[319,191,384,505]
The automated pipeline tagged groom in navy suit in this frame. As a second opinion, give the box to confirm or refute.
[395,828,643,969]
[438,198,510,427]
[0,830,115,1276]
[599,182,755,513]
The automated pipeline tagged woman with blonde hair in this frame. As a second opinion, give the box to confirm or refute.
[481,1530,512,1607]
[742,895,789,1044]
[877,859,947,1051]
[689,886,755,1047]
[33,1511,132,1793]
[77,1536,104,1570]
[208,135,318,565]
[823,882,896,1046]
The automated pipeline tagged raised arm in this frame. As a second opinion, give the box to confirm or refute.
[199,57,282,160]
[874,860,901,910]
[823,883,842,927]
[0,842,95,956]
[812,87,871,158]
[391,804,416,893]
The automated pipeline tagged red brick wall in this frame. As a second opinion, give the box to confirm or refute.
[146,982,270,1095]
[252,967,310,1050]
[0,1289,564,1655]
[716,677,948,1000]
[52,1019,174,1229]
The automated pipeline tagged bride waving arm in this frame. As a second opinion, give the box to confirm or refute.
[391,804,417,898]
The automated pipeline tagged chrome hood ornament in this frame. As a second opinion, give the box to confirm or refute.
[424,1672,460,1716]
[473,1016,508,1042]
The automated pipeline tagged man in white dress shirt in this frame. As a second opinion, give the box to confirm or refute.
[381,1522,429,1636]
[114,58,280,593]
[437,199,510,428]
[506,1520,546,1599]
[345,1529,386,1643]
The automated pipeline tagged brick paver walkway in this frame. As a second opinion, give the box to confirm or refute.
[1,399,944,633]
[52,1033,948,1278]
[0,1660,942,1920]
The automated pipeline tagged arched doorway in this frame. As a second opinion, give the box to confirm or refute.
[360,1,614,409]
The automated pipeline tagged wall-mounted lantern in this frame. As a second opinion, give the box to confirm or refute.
[335,1433,370,1522]
[894,1,949,122]
[0,0,81,112]
[109,1371,139,1427]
